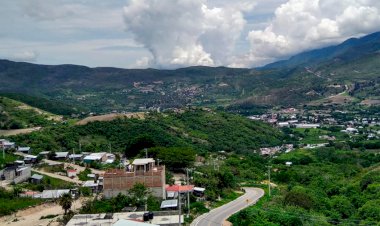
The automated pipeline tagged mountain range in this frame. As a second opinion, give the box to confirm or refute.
[0,32,379,113]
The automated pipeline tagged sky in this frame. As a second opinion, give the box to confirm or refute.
[0,0,379,69]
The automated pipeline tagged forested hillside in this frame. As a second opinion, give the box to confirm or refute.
[10,109,283,155]
[0,32,379,112]
[0,96,58,129]
[230,147,380,225]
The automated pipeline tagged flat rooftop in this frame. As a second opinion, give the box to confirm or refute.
[132,158,155,165]
[66,212,183,226]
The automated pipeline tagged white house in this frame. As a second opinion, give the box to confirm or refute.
[17,147,31,154]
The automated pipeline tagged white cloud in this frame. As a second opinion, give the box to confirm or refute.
[8,50,38,62]
[123,0,247,68]
[246,0,380,66]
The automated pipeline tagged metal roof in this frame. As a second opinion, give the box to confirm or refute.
[160,199,178,208]
[132,158,155,165]
[55,152,69,158]
[41,189,70,199]
[31,174,44,180]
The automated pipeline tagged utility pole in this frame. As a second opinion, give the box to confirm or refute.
[186,168,190,217]
[267,165,272,197]
[145,148,148,158]
[109,143,112,154]
[2,145,4,159]
[178,191,181,226]
[72,148,75,164]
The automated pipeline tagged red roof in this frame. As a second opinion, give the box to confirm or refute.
[166,185,194,192]
[67,169,77,172]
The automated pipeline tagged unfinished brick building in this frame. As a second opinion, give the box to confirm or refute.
[103,158,166,198]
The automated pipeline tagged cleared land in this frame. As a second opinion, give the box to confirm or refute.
[0,127,42,136]
[76,112,145,125]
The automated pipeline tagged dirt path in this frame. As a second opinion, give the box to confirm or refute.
[42,159,105,175]
[32,168,83,185]
[0,199,84,226]
[0,127,42,136]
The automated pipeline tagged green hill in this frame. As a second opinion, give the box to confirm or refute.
[10,109,283,155]
[0,32,379,111]
[0,96,60,130]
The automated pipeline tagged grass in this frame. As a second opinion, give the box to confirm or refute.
[20,171,74,191]
[293,128,348,144]
[0,197,43,216]
[0,153,19,168]
[211,191,243,208]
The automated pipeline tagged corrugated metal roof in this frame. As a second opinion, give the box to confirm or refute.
[160,199,178,208]
[132,158,155,165]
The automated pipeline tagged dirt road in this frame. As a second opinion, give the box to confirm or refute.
[0,198,84,226]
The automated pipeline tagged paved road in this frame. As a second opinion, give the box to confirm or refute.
[191,187,265,226]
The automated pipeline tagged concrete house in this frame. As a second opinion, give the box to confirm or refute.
[0,139,15,150]
[103,158,166,198]
[17,147,31,154]
[1,165,31,184]
[30,174,44,184]
[83,152,107,164]
[55,152,69,160]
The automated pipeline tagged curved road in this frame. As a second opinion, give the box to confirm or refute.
[191,187,265,226]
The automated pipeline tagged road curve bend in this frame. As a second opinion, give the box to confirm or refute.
[191,187,265,226]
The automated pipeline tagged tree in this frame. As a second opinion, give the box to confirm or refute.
[59,193,73,215]
[284,189,314,210]
[155,147,196,169]
[129,183,150,207]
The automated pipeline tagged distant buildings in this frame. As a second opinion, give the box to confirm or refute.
[295,124,320,129]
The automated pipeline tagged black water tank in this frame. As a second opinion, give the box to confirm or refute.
[143,212,149,221]
[148,211,154,220]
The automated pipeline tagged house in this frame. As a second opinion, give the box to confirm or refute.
[67,169,77,178]
[278,122,289,127]
[160,199,178,210]
[166,185,194,197]
[55,152,69,160]
[68,154,83,161]
[0,139,15,150]
[14,160,25,167]
[30,174,44,184]
[103,158,166,198]
[24,155,38,164]
[83,152,107,164]
[193,187,205,197]
[38,151,50,159]
[37,189,76,199]
[1,165,31,184]
[17,147,31,154]
[82,180,100,193]
[285,162,293,167]
[295,124,320,129]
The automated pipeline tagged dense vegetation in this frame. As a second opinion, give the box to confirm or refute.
[0,187,43,216]
[10,109,283,155]
[0,32,379,112]
[230,147,380,225]
[80,183,160,213]
[0,93,80,116]
[0,96,53,129]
